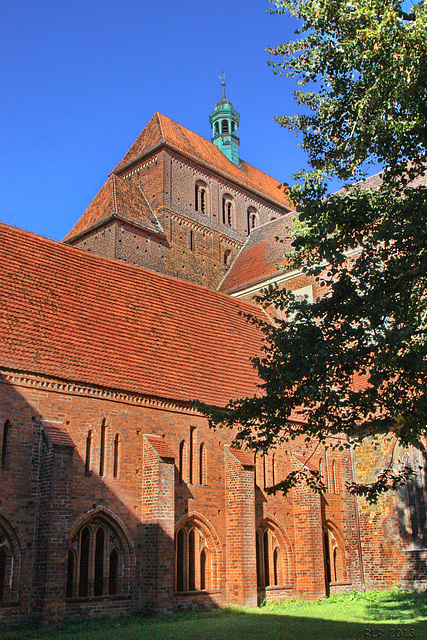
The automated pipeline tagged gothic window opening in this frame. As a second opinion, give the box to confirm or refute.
[1,420,11,470]
[99,419,106,477]
[189,427,196,484]
[189,229,195,252]
[195,181,208,215]
[85,429,92,476]
[256,522,285,589]
[0,522,18,603]
[247,208,258,234]
[332,460,338,494]
[0,548,6,601]
[223,249,231,265]
[179,440,188,484]
[400,450,427,548]
[175,521,212,592]
[67,516,123,599]
[222,195,234,226]
[323,526,345,585]
[199,443,207,485]
[113,433,120,479]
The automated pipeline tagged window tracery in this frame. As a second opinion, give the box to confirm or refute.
[175,520,212,592]
[66,516,123,598]
[256,522,285,588]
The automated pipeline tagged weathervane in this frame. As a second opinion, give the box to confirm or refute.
[219,71,226,99]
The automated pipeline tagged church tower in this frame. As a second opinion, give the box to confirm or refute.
[209,76,240,166]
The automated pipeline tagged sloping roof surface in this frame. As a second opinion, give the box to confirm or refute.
[0,223,266,407]
[112,113,293,210]
[42,421,74,448]
[219,214,295,295]
[63,174,162,243]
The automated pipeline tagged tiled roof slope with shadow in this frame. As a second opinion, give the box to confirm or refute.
[112,113,293,211]
[0,223,267,408]
[218,214,295,295]
[63,173,162,243]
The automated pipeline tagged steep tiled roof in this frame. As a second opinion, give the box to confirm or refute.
[62,174,162,243]
[227,447,255,468]
[145,435,175,461]
[112,113,293,211]
[41,421,74,448]
[218,214,296,295]
[0,223,266,408]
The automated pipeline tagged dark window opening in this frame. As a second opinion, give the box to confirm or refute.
[66,550,75,598]
[1,420,10,470]
[99,420,106,477]
[113,433,120,479]
[79,527,90,597]
[176,529,185,592]
[69,518,124,599]
[85,430,92,476]
[0,548,6,601]
[94,527,105,596]
[221,119,229,134]
[109,549,119,595]
[188,529,196,591]
[199,443,207,484]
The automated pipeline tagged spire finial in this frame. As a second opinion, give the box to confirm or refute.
[219,71,226,100]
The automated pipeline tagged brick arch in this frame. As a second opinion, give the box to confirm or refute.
[323,519,347,583]
[67,507,135,598]
[256,515,293,587]
[0,510,26,602]
[175,511,222,591]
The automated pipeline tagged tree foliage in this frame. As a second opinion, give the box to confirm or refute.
[196,0,427,501]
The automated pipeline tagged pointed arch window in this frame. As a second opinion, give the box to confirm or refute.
[179,440,188,484]
[256,522,285,588]
[195,180,208,215]
[85,429,92,476]
[99,419,107,477]
[323,526,345,584]
[113,433,120,479]
[0,518,20,603]
[199,443,207,485]
[66,516,124,599]
[1,420,11,470]
[247,207,258,234]
[222,195,234,226]
[175,520,213,592]
[399,449,427,548]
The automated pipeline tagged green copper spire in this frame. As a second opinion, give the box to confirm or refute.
[209,74,240,166]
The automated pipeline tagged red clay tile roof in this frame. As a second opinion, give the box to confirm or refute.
[218,214,296,295]
[0,222,267,408]
[42,421,74,448]
[144,435,175,460]
[112,113,293,211]
[292,453,317,473]
[62,174,162,243]
[227,447,255,468]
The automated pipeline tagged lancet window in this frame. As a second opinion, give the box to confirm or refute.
[256,522,285,588]
[175,521,212,592]
[66,516,123,598]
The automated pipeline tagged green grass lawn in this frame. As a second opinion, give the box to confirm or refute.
[2,589,427,640]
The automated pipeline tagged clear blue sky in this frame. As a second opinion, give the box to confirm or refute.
[1,1,416,241]
[0,0,307,240]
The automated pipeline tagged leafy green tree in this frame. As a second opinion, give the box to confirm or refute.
[197,0,427,501]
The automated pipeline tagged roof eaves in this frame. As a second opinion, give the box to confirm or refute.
[62,213,165,245]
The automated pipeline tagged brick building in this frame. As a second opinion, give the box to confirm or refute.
[0,86,424,626]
